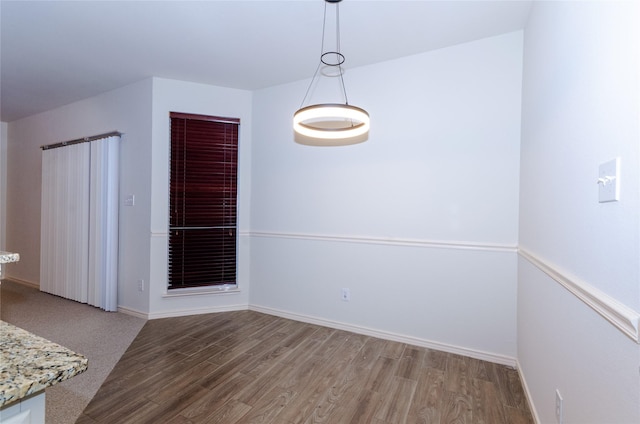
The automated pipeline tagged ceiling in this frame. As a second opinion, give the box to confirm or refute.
[0,0,532,122]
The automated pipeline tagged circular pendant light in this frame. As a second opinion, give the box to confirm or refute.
[293,0,369,144]
[293,103,370,139]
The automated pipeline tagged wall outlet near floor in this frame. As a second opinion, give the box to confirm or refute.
[555,389,563,424]
[341,288,350,302]
[138,279,144,292]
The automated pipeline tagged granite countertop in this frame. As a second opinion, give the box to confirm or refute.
[0,251,20,264]
[0,321,88,407]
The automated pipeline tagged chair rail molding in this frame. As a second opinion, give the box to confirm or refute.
[245,230,517,253]
[518,248,640,343]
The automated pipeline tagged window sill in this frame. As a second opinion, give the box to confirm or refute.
[163,285,240,298]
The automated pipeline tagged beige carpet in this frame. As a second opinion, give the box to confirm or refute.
[1,279,146,424]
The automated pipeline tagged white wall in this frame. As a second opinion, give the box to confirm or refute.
[518,1,640,423]
[4,77,254,318]
[5,79,154,315]
[249,32,523,362]
[3,2,638,419]
[0,122,7,251]
[146,78,252,318]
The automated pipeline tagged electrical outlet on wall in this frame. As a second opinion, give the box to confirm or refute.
[341,288,350,302]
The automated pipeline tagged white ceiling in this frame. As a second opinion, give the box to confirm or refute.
[0,0,532,122]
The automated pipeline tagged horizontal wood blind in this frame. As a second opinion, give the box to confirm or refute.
[169,113,239,289]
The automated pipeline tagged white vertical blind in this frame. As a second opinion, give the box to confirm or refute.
[40,135,120,311]
[88,136,119,311]
[41,143,90,303]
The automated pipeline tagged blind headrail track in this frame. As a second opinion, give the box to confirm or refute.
[41,131,122,150]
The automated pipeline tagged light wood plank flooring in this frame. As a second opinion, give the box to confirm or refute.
[77,310,533,424]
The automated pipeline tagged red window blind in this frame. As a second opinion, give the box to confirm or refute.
[168,112,239,289]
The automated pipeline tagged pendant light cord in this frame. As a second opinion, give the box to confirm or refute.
[320,1,329,58]
[298,0,349,109]
[334,3,350,106]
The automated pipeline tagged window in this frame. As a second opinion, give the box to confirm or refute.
[168,112,239,290]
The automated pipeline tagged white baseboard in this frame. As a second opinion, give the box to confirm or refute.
[122,300,517,367]
[3,277,39,290]
[249,304,518,368]
[516,360,541,424]
[144,304,248,320]
[116,306,150,320]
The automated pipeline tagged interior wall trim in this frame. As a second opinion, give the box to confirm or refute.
[249,304,518,367]
[519,248,640,343]
[117,305,150,320]
[120,301,515,366]
[516,360,541,424]
[245,230,517,253]
[152,231,250,238]
[4,277,39,290]
[129,304,248,320]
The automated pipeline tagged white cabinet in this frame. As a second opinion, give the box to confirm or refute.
[0,392,45,424]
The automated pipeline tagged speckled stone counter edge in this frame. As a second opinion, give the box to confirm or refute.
[0,321,88,407]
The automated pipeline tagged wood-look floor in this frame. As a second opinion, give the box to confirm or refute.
[77,310,534,424]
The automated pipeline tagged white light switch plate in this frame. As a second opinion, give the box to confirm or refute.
[598,158,620,203]
[124,194,135,206]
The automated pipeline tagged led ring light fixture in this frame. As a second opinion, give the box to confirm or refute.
[293,0,370,143]
[293,103,369,139]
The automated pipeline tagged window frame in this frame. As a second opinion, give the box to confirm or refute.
[167,112,240,292]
